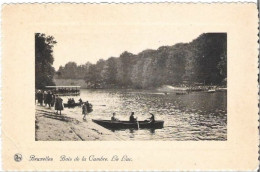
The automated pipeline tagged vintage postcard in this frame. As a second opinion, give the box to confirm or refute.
[2,3,258,171]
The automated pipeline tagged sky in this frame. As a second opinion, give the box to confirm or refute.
[35,4,230,70]
[52,27,205,70]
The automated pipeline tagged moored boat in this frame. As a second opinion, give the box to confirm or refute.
[64,103,93,112]
[207,89,216,93]
[92,119,164,129]
[45,86,81,96]
[64,103,81,108]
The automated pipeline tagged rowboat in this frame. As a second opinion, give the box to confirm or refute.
[64,103,81,108]
[64,103,93,112]
[92,119,164,129]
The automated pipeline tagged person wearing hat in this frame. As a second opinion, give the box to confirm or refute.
[46,91,53,108]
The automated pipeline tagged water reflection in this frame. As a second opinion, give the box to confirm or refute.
[114,128,156,135]
[149,128,155,134]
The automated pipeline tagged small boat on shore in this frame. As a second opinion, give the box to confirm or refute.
[64,103,93,112]
[64,103,81,108]
[92,119,164,129]
[207,89,216,93]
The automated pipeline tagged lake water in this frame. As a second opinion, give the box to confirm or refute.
[61,89,227,141]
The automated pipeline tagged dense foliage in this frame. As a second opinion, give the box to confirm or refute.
[57,33,227,89]
[35,33,57,89]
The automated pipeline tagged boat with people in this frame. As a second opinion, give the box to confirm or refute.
[64,98,82,108]
[92,119,164,129]
[63,102,82,108]
[64,98,93,112]
[64,102,93,111]
[45,86,81,96]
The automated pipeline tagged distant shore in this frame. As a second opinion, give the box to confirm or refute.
[53,78,227,90]
[35,105,124,141]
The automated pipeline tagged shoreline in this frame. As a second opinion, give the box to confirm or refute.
[35,105,124,141]
[53,78,227,90]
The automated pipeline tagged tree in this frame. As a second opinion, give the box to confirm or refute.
[56,33,227,88]
[117,51,134,87]
[84,64,100,87]
[101,57,118,85]
[35,33,57,89]
[63,62,78,79]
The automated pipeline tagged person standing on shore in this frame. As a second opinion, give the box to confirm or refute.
[51,93,56,107]
[55,95,64,115]
[86,101,92,113]
[37,90,43,106]
[82,102,87,120]
[43,91,48,106]
[46,91,52,108]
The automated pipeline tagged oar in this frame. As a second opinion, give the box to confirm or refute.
[81,101,106,106]
[137,121,140,129]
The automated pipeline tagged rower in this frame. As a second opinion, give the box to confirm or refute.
[148,113,155,123]
[78,98,83,104]
[129,112,137,122]
[68,98,72,105]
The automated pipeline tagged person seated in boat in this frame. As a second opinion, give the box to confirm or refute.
[68,98,71,104]
[129,112,137,122]
[148,113,155,123]
[78,98,83,104]
[111,113,119,121]
[71,98,75,104]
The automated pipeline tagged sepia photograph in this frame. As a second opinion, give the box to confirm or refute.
[3,3,258,171]
[35,32,227,141]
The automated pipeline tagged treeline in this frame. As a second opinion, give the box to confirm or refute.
[35,33,57,89]
[57,33,227,89]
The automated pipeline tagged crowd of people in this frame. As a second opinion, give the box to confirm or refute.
[36,90,93,119]
[35,90,64,115]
